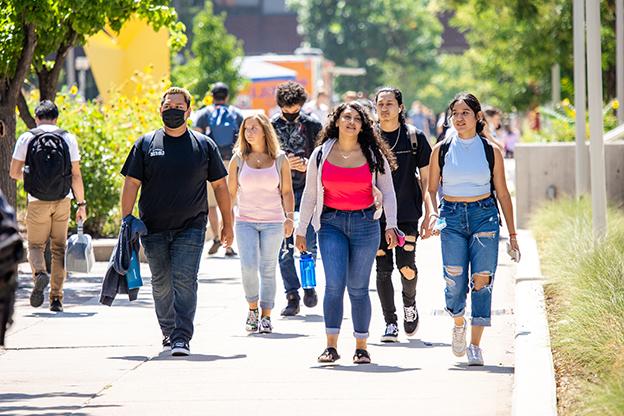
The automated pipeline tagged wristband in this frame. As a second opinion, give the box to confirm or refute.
[76,201,87,207]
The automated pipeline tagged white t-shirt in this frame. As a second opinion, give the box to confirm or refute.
[12,124,81,201]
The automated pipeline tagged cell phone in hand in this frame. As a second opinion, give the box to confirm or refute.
[506,242,521,263]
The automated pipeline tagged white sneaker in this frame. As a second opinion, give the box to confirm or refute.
[258,316,273,334]
[467,344,484,366]
[452,321,467,357]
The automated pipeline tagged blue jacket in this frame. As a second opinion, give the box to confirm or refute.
[99,215,147,306]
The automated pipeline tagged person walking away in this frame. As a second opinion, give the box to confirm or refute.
[192,82,243,257]
[296,102,399,364]
[271,81,322,316]
[228,114,295,334]
[427,92,520,366]
[121,87,233,356]
[10,100,87,312]
[374,87,435,342]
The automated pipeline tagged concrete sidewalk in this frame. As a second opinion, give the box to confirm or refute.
[1,235,516,416]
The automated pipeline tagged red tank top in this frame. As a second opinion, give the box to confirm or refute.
[322,160,374,210]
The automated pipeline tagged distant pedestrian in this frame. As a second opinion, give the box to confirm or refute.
[10,100,87,312]
[271,81,322,316]
[228,114,295,334]
[427,92,520,366]
[121,86,233,356]
[192,82,243,257]
[303,90,330,125]
[374,87,435,342]
[296,101,398,364]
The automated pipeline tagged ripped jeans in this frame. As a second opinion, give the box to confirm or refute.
[440,197,499,326]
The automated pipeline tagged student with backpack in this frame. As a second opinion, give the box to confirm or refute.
[193,82,244,257]
[373,87,435,342]
[295,102,398,364]
[121,87,232,356]
[228,114,295,334]
[271,81,323,317]
[10,100,87,312]
[427,92,520,366]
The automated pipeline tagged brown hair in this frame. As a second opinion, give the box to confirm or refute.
[161,87,192,107]
[234,113,281,160]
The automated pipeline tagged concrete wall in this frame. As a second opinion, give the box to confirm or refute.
[515,142,624,228]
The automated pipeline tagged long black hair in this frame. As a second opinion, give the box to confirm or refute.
[448,92,485,134]
[316,101,397,174]
[374,87,406,125]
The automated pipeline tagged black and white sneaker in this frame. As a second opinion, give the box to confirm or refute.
[403,305,419,337]
[380,323,399,343]
[258,316,273,334]
[162,336,172,352]
[171,340,190,356]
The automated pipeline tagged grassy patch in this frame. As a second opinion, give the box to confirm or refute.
[530,197,624,416]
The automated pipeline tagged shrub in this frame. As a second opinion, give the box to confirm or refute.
[530,197,624,416]
[17,70,170,236]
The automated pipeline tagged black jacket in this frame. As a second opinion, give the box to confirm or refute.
[100,215,147,306]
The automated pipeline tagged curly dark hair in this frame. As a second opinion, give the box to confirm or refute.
[275,81,308,108]
[316,102,397,174]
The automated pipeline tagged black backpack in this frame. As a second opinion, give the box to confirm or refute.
[0,190,24,346]
[23,128,72,201]
[438,135,501,224]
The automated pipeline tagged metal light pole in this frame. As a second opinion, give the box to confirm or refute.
[617,0,624,124]
[573,0,590,197]
[586,0,607,238]
[551,64,561,105]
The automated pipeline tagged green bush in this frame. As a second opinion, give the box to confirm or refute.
[522,99,619,143]
[530,197,624,416]
[17,70,169,236]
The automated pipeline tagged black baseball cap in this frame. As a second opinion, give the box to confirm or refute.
[211,82,229,96]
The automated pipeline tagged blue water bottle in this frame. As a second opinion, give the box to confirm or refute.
[299,252,316,289]
[126,250,143,289]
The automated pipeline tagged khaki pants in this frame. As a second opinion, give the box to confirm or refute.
[26,199,71,301]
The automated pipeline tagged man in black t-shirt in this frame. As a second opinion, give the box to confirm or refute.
[374,87,435,343]
[121,87,232,357]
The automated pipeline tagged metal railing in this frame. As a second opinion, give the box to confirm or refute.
[605,123,624,142]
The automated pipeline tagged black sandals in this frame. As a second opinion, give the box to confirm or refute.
[318,347,341,363]
[353,349,371,364]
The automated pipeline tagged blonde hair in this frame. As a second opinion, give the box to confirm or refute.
[161,86,192,107]
[234,113,281,159]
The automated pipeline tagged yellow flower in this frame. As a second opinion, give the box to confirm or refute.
[203,94,213,107]
[69,85,78,95]
[561,98,570,107]
[613,99,620,110]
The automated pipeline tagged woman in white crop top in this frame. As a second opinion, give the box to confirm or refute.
[228,113,295,334]
[427,92,520,366]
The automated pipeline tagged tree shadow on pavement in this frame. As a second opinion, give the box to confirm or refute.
[0,405,118,415]
[449,364,514,374]
[25,311,98,318]
[247,332,309,340]
[198,276,240,285]
[151,353,247,362]
[368,339,451,349]
[0,392,93,402]
[311,364,420,373]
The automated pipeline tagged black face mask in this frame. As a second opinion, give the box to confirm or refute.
[162,108,186,129]
[282,111,300,122]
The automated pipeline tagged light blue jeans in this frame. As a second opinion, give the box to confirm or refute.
[440,197,500,326]
[235,221,284,310]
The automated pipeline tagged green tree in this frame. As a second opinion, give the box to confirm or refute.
[0,0,186,206]
[172,1,244,101]
[288,0,442,96]
[435,0,617,111]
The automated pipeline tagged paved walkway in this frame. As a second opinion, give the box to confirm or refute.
[1,232,516,416]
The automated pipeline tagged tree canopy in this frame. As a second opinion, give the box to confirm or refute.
[171,1,244,101]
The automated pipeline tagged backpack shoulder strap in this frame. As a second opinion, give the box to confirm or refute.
[230,153,242,184]
[141,129,165,155]
[438,136,452,176]
[479,135,495,177]
[316,148,323,168]
[406,124,419,156]
[188,129,209,156]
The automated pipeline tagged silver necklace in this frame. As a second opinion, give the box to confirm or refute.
[388,126,401,151]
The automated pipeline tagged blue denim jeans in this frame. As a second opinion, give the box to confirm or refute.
[318,206,380,339]
[279,187,317,296]
[141,226,205,342]
[235,221,283,310]
[440,197,499,326]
